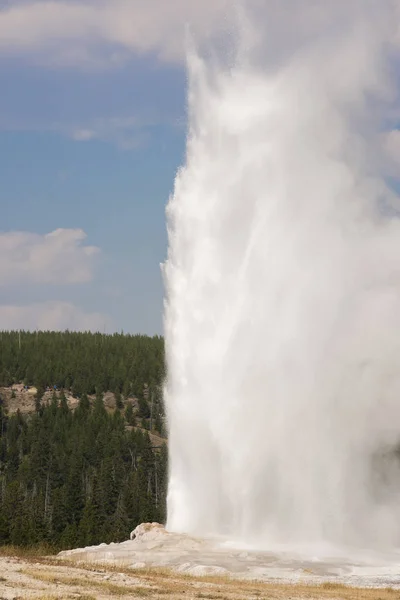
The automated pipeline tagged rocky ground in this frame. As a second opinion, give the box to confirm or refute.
[2,552,400,600]
[55,524,400,591]
[1,385,126,416]
[2,524,400,598]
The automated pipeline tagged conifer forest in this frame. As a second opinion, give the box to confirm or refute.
[0,331,167,549]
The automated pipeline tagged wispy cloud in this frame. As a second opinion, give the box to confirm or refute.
[0,0,231,69]
[0,228,111,331]
[0,113,174,149]
[0,301,111,331]
[71,128,96,141]
[69,116,153,149]
[0,228,99,286]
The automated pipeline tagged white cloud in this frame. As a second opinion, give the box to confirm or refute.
[0,229,111,332]
[0,0,231,69]
[72,128,96,141]
[0,115,155,149]
[0,228,99,286]
[69,116,152,149]
[0,301,111,331]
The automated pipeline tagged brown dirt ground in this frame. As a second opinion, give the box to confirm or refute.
[0,553,399,600]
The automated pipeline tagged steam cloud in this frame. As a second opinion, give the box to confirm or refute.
[164,1,400,552]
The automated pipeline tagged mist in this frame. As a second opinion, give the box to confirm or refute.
[164,0,400,553]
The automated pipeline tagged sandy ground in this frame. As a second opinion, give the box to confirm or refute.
[2,553,400,600]
[3,525,400,598]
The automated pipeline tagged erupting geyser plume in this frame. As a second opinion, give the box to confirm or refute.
[163,1,400,552]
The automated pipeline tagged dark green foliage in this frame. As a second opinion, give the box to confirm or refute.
[138,397,151,419]
[154,412,164,437]
[0,330,168,550]
[0,330,165,398]
[125,402,136,426]
[0,397,167,549]
[115,390,124,410]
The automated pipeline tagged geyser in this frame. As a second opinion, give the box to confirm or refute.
[163,1,400,551]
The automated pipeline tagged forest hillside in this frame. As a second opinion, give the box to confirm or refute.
[0,331,167,549]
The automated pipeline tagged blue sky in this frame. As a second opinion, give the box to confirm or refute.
[2,1,400,335]
[0,0,230,334]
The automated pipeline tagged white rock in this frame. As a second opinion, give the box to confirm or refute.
[175,562,191,572]
[130,522,167,541]
[187,565,229,576]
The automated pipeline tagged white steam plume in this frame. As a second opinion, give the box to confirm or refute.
[164,1,400,551]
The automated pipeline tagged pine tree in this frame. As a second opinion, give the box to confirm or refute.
[125,402,136,426]
[0,332,168,549]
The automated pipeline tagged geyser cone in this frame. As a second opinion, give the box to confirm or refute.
[163,1,400,551]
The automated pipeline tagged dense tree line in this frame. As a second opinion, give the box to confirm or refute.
[0,331,165,397]
[0,391,167,549]
[0,331,167,549]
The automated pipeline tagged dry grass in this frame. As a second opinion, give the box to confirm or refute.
[2,554,400,600]
[22,569,152,596]
[28,596,66,600]
[0,543,57,558]
[121,572,400,600]
[27,597,96,600]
